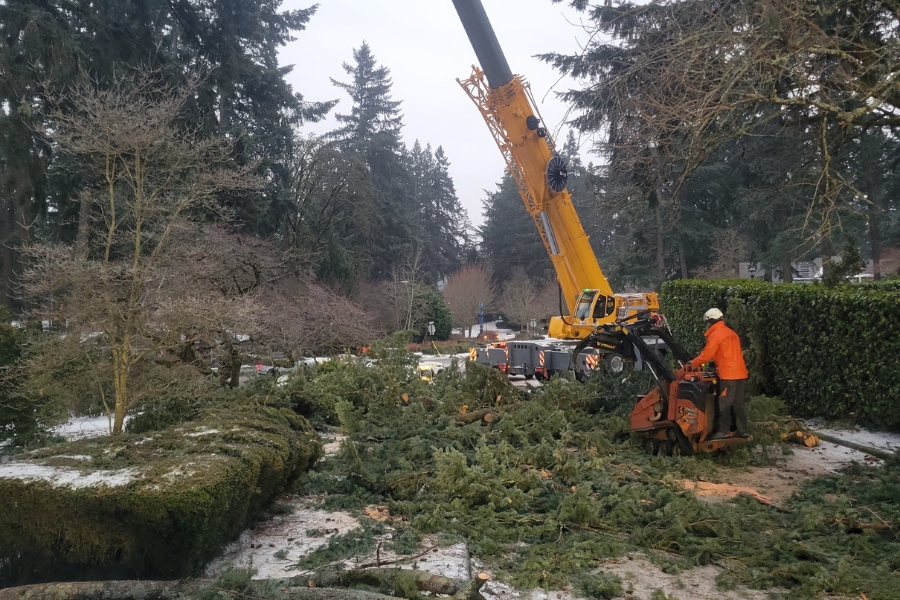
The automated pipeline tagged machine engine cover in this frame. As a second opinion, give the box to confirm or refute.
[677,380,715,409]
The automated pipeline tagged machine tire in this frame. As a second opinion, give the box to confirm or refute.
[667,426,693,456]
[525,373,535,380]
[657,440,671,457]
[604,353,633,375]
[643,437,660,456]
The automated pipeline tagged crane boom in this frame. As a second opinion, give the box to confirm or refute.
[452,0,658,339]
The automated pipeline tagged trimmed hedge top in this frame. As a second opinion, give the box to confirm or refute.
[0,402,322,585]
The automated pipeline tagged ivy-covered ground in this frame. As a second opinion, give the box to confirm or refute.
[207,339,900,600]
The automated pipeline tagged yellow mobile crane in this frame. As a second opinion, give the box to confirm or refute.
[452,0,659,356]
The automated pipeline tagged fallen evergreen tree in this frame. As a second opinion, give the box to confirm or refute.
[271,348,900,600]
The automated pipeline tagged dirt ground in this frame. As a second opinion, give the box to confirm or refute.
[205,424,900,600]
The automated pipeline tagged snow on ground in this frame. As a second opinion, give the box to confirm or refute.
[0,462,138,488]
[204,505,361,580]
[597,555,776,600]
[52,414,124,440]
[775,419,900,477]
[320,434,346,457]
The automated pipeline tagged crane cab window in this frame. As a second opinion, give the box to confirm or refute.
[593,295,615,319]
[575,290,597,319]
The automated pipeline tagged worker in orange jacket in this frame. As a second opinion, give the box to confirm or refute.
[689,308,750,440]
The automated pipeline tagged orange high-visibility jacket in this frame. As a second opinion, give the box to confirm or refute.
[689,321,748,380]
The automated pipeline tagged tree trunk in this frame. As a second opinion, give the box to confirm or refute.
[781,256,793,283]
[655,205,666,285]
[75,193,93,258]
[229,343,242,388]
[820,235,835,279]
[111,335,131,435]
[677,242,688,279]
[867,186,882,281]
[0,200,14,309]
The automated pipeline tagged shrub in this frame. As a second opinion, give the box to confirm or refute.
[661,279,900,429]
[0,317,68,448]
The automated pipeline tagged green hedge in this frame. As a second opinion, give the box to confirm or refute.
[0,403,322,585]
[661,280,900,430]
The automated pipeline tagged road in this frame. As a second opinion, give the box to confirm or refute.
[418,353,543,389]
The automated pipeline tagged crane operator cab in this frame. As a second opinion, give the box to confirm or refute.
[573,289,616,322]
[549,289,661,339]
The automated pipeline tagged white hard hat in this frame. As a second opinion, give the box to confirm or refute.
[703,308,724,321]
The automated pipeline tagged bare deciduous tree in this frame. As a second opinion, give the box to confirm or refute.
[369,249,431,333]
[693,230,747,280]
[499,267,539,331]
[548,0,900,251]
[442,264,496,338]
[22,71,260,434]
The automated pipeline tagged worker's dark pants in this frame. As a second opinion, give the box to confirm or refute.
[717,379,748,435]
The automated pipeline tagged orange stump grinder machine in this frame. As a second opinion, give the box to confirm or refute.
[574,315,751,456]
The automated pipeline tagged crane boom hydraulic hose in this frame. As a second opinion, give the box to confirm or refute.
[451,0,513,89]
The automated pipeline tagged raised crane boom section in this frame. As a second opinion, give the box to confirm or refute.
[452,0,633,336]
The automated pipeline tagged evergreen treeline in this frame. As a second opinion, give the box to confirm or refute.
[4,0,900,316]
[0,5,471,310]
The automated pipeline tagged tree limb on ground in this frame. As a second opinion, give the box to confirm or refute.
[811,432,896,462]
[0,572,492,600]
[456,403,521,425]
[737,491,791,513]
[291,567,474,596]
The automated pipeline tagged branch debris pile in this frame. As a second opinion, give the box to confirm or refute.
[276,343,900,600]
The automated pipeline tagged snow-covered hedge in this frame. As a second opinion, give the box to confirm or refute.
[0,403,322,585]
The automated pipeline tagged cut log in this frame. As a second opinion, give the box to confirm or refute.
[455,402,520,425]
[0,580,204,600]
[737,491,790,513]
[456,407,496,425]
[293,566,460,595]
[812,432,896,462]
[787,430,820,447]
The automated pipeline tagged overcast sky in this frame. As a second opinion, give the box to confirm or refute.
[278,0,593,230]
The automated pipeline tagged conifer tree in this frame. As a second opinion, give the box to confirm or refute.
[479,176,553,284]
[328,42,421,279]
[0,0,331,307]
[405,141,471,282]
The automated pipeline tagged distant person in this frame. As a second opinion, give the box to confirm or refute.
[689,308,750,440]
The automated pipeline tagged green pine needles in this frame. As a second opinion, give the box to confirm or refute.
[293,349,900,599]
